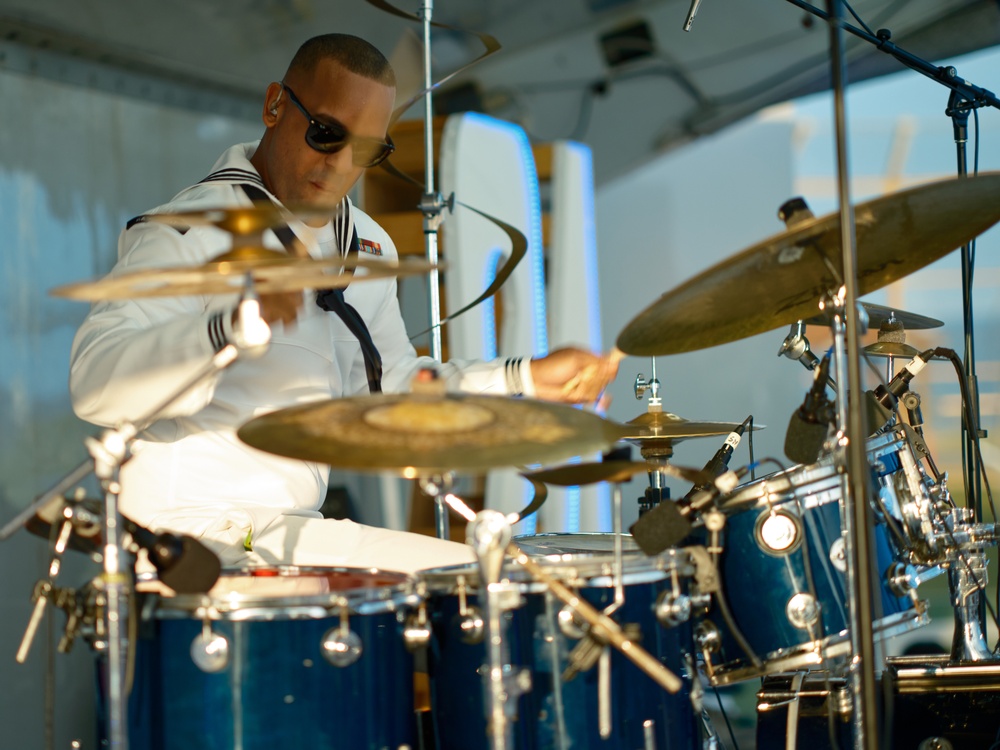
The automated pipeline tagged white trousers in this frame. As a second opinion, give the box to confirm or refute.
[201,514,475,575]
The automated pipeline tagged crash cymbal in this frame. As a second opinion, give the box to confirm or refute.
[805,301,943,330]
[237,393,624,475]
[617,410,762,443]
[617,173,1000,356]
[51,247,439,300]
[145,202,341,235]
[864,341,921,359]
[523,460,709,487]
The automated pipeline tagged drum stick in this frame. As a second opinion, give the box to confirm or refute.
[509,542,683,693]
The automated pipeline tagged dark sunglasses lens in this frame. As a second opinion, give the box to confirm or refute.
[354,142,394,167]
[305,122,348,153]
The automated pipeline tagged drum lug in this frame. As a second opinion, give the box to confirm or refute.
[785,592,821,629]
[694,620,721,655]
[655,589,691,628]
[321,604,363,667]
[403,603,432,652]
[454,574,485,644]
[557,605,587,640]
[190,618,229,673]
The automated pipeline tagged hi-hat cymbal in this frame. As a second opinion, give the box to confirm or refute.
[51,247,439,300]
[805,301,943,330]
[237,393,624,475]
[617,173,1000,356]
[617,410,762,443]
[523,460,709,487]
[864,341,921,359]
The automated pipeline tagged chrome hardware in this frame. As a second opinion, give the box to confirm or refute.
[786,592,820,629]
[321,605,363,667]
[190,619,229,673]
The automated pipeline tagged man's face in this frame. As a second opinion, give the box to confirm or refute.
[257,60,395,216]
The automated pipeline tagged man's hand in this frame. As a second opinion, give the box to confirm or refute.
[530,347,623,405]
[239,290,304,328]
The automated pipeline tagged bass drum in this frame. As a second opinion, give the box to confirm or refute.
[422,532,702,750]
[119,566,421,750]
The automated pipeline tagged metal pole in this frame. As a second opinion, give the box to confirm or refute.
[825,2,879,747]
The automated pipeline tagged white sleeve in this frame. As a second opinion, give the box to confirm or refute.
[69,222,236,427]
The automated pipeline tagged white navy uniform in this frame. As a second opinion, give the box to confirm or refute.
[69,142,534,573]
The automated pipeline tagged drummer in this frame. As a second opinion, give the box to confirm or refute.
[67,33,618,576]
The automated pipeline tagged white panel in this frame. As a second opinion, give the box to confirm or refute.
[439,113,546,525]
[541,141,610,532]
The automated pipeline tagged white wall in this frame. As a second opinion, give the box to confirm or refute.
[596,117,800,530]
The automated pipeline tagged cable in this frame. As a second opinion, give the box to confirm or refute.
[842,0,876,36]
[712,685,741,750]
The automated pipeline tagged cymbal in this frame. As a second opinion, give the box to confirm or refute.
[805,301,943,331]
[51,247,439,300]
[145,202,342,235]
[523,460,709,487]
[237,393,624,475]
[617,410,762,443]
[617,173,1000,356]
[864,341,921,359]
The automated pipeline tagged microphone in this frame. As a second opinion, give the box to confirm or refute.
[683,0,704,31]
[630,467,748,556]
[784,353,835,465]
[682,415,752,500]
[865,349,934,433]
[122,517,221,594]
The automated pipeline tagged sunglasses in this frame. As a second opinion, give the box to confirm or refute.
[280,83,395,168]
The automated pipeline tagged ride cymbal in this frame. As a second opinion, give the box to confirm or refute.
[237,393,624,475]
[51,247,439,300]
[617,173,1000,356]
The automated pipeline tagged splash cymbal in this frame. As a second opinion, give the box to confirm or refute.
[51,247,439,300]
[523,460,709,487]
[237,393,624,475]
[617,173,1000,356]
[864,341,921,359]
[805,302,943,330]
[617,410,762,443]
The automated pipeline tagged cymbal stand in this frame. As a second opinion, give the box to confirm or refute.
[635,359,672,514]
[425,480,685,750]
[778,322,838,392]
[412,0,454,542]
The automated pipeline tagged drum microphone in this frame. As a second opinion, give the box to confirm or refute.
[784,353,835,465]
[122,516,221,594]
[630,467,749,556]
[681,415,752,500]
[864,348,934,433]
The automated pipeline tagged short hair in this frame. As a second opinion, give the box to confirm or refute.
[286,34,396,88]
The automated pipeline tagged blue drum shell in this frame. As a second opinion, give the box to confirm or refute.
[121,567,419,750]
[423,537,700,750]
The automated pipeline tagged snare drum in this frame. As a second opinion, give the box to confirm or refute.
[696,454,929,685]
[124,566,421,750]
[421,533,701,750]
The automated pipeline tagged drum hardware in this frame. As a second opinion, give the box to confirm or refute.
[778,321,831,382]
[190,618,229,673]
[320,604,365,667]
[9,282,269,750]
[655,567,694,628]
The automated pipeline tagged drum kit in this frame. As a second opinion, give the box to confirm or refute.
[2,159,1000,750]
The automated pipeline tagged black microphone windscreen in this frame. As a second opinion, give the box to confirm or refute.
[157,536,222,594]
[629,500,692,556]
[784,411,828,465]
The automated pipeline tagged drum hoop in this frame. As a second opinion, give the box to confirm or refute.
[154,565,420,619]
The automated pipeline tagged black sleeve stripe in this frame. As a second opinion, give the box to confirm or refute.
[208,311,229,353]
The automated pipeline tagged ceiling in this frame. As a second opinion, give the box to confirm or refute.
[1,0,998,182]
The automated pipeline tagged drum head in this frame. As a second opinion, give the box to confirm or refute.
[155,565,419,620]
